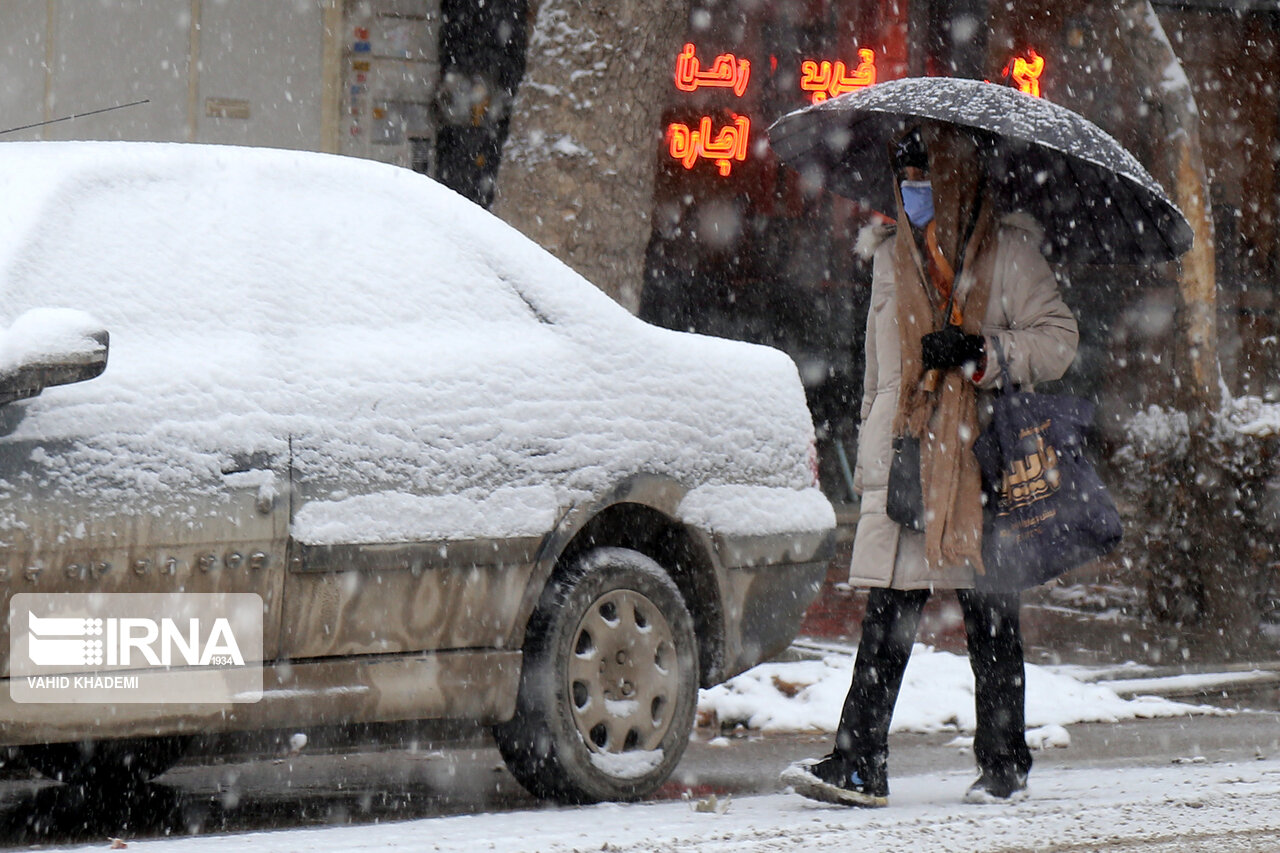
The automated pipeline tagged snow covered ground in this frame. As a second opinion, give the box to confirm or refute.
[48,758,1280,852]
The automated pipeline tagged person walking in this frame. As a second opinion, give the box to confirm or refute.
[782,121,1078,806]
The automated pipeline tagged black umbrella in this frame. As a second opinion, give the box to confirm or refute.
[767,76,1193,264]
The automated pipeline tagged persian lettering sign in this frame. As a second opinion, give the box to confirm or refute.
[799,49,877,103]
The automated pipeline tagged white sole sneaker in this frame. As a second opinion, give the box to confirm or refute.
[780,761,889,808]
[963,783,1029,804]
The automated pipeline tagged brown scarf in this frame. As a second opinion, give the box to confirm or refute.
[891,124,994,573]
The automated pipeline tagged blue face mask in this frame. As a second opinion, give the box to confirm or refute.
[900,180,934,227]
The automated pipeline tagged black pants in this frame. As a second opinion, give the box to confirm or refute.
[833,586,1032,784]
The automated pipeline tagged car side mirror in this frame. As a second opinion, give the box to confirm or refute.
[0,308,109,406]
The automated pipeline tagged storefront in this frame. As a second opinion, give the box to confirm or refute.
[639,0,1280,503]
[642,2,1073,501]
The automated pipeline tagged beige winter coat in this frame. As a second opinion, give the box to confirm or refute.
[849,213,1079,590]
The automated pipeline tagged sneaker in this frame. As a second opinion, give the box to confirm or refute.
[963,769,1029,804]
[780,754,889,808]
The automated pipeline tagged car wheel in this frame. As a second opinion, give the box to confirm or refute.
[494,546,698,803]
[22,736,191,788]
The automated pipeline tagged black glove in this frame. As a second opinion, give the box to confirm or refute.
[921,325,985,372]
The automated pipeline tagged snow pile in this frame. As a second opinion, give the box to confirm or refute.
[1220,395,1280,439]
[589,748,664,780]
[1118,396,1280,463]
[697,644,1219,735]
[678,484,835,536]
[1115,403,1190,461]
[0,142,828,544]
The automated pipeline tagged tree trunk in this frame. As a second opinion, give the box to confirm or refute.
[1117,3,1267,658]
[1119,1,1221,415]
[492,0,689,313]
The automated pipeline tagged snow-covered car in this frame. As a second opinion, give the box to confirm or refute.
[0,142,834,802]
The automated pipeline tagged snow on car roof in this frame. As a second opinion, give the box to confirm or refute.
[0,142,831,541]
[0,141,629,334]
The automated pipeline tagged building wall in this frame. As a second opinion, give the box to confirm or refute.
[195,0,329,149]
[0,0,329,147]
[340,0,441,169]
[47,0,193,143]
[990,0,1279,401]
[0,1,49,141]
[0,0,437,165]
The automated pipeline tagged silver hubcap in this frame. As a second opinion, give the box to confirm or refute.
[566,588,679,755]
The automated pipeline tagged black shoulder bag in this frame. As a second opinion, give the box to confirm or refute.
[886,435,925,531]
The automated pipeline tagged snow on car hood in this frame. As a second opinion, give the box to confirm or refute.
[0,142,831,541]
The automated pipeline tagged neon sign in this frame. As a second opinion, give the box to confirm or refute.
[667,115,751,176]
[670,44,751,176]
[667,40,1050,178]
[799,49,877,103]
[674,43,751,97]
[1002,49,1045,97]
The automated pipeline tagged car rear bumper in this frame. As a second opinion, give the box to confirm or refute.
[713,528,833,680]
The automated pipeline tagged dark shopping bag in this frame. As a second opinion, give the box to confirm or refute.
[973,341,1122,591]
[886,435,925,531]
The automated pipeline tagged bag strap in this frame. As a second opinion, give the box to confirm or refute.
[990,334,1014,397]
[990,337,1096,430]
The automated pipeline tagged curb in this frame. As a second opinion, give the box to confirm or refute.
[1076,662,1280,701]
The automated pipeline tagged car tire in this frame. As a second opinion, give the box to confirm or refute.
[22,736,191,788]
[494,546,699,804]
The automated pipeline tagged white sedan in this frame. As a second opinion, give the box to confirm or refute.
[0,142,833,802]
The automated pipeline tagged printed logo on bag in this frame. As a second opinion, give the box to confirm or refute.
[10,593,262,704]
[995,421,1061,513]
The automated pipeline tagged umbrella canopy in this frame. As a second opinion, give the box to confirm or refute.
[768,76,1193,264]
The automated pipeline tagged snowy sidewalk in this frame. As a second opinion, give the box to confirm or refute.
[58,758,1280,852]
